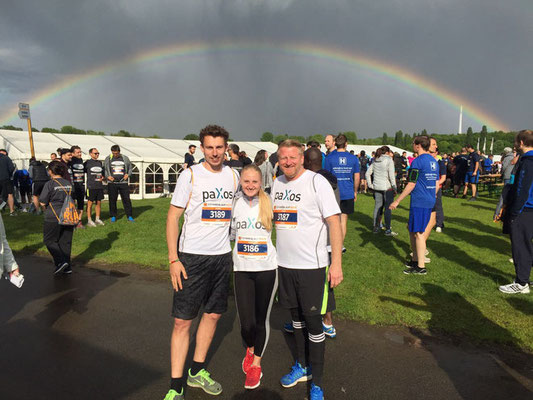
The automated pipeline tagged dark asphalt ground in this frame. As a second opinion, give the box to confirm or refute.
[1,256,532,400]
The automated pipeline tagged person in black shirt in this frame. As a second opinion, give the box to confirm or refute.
[0,149,16,215]
[84,148,105,227]
[70,146,85,228]
[464,144,481,201]
[39,161,75,275]
[183,145,196,168]
[224,143,244,173]
[104,145,134,222]
[29,157,49,214]
[58,148,73,183]
[452,148,469,197]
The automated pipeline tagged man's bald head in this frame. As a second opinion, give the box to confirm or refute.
[304,147,323,172]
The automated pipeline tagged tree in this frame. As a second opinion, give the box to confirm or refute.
[466,127,474,146]
[184,133,199,140]
[87,130,106,136]
[0,125,22,131]
[343,131,357,144]
[306,134,324,144]
[260,132,273,142]
[61,125,86,135]
[421,129,428,136]
[288,135,306,143]
[394,130,403,146]
[274,134,289,144]
[148,134,161,138]
[381,132,389,145]
[41,127,60,133]
[112,130,132,137]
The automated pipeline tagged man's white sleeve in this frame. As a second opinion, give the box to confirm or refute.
[315,175,341,218]
[170,169,193,208]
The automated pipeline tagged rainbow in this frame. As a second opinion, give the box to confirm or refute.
[0,40,510,132]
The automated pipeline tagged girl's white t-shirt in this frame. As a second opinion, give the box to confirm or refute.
[231,196,277,272]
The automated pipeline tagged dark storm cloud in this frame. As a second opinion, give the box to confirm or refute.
[0,0,531,138]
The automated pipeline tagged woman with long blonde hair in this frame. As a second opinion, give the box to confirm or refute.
[231,164,278,390]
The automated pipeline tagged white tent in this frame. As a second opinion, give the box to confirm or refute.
[0,129,283,199]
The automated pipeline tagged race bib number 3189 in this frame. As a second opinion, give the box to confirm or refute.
[201,203,231,225]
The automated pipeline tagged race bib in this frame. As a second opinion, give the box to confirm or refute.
[236,235,268,259]
[274,206,298,229]
[201,202,231,225]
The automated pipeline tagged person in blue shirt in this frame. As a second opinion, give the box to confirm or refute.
[390,135,438,275]
[464,144,480,201]
[324,134,360,242]
[483,154,494,174]
[500,130,533,294]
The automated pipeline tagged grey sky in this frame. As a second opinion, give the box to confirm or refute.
[0,0,531,140]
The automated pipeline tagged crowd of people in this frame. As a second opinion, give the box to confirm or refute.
[1,126,531,400]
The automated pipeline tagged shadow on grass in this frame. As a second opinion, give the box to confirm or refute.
[99,204,154,220]
[505,297,533,317]
[459,202,497,212]
[380,283,533,398]
[75,231,120,264]
[351,210,410,263]
[445,216,504,236]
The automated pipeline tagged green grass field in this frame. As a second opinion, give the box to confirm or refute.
[4,193,533,352]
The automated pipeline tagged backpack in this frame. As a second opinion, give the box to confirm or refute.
[49,179,79,226]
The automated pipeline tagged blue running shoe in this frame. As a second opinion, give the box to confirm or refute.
[128,216,135,222]
[280,362,312,388]
[111,217,116,223]
[283,322,294,334]
[310,383,324,400]
[322,322,337,338]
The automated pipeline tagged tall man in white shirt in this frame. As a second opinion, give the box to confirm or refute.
[164,125,239,400]
[272,140,343,400]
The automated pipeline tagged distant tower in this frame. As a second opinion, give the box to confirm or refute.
[458,105,463,134]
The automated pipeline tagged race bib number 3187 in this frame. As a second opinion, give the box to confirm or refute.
[274,206,297,229]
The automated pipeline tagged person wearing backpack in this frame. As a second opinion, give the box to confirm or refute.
[39,161,77,275]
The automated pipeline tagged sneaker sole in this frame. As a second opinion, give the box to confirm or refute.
[244,372,263,390]
[499,288,530,294]
[54,263,68,275]
[186,381,222,396]
[281,374,312,388]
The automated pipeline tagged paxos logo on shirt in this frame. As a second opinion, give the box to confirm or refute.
[236,217,264,230]
[430,162,437,171]
[339,157,347,165]
[202,188,234,202]
[274,190,301,202]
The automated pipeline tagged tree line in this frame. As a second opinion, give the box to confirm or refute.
[0,123,518,155]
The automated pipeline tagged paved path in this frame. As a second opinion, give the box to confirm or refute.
[1,256,532,400]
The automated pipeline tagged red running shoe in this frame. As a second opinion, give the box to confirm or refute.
[244,365,262,390]
[242,349,254,374]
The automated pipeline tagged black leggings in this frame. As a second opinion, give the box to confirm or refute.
[234,270,278,358]
[43,221,74,266]
[290,308,325,386]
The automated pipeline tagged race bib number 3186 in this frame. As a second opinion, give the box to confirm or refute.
[237,236,268,259]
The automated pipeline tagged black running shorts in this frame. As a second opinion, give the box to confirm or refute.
[32,181,47,197]
[87,188,104,202]
[0,179,14,197]
[340,199,355,215]
[278,267,328,316]
[172,252,232,320]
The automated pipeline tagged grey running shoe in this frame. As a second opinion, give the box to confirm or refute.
[187,369,222,395]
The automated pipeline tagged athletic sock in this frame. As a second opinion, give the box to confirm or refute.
[190,361,205,376]
[170,377,184,393]
[322,323,333,329]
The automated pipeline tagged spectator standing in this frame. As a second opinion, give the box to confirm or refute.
[29,157,49,214]
[84,148,105,227]
[453,148,468,197]
[366,146,397,235]
[183,145,196,169]
[104,145,134,222]
[50,153,57,161]
[254,150,274,194]
[39,161,75,275]
[358,150,369,193]
[13,168,32,210]
[484,155,494,174]
[324,134,335,156]
[324,134,360,242]
[464,144,480,201]
[429,139,447,233]
[494,148,517,220]
[500,130,533,294]
[58,148,73,183]
[224,143,244,173]
[70,146,85,228]
[390,136,438,275]
[239,151,253,166]
[0,149,16,216]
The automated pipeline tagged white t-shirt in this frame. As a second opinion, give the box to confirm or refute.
[171,163,239,255]
[231,196,277,272]
[271,170,341,269]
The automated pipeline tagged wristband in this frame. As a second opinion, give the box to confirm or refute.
[169,259,180,264]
